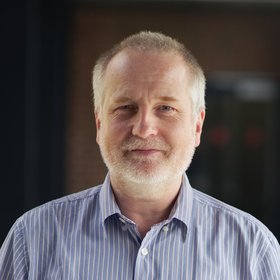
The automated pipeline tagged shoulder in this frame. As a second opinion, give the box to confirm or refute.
[189,187,280,278]
[17,184,103,230]
[0,185,104,278]
[192,188,279,247]
[193,187,265,227]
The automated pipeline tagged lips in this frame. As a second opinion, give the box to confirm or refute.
[122,138,169,150]
[121,137,170,159]
[125,147,167,161]
[130,148,161,154]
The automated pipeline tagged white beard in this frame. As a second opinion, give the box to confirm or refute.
[98,134,196,189]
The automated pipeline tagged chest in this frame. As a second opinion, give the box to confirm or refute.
[27,220,254,280]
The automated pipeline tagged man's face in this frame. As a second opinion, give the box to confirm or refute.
[95,50,205,186]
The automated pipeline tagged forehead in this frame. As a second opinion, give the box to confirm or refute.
[106,49,188,77]
[103,50,191,96]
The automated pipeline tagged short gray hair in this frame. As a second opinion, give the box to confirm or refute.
[92,31,206,115]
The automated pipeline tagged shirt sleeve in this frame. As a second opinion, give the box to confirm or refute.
[0,219,29,280]
[256,231,280,280]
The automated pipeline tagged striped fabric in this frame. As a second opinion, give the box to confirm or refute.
[1,174,280,279]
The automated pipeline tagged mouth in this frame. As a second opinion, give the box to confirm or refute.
[122,137,169,158]
[129,149,162,156]
[131,148,159,152]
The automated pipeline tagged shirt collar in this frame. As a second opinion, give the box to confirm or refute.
[168,173,193,229]
[99,173,193,229]
[99,174,122,224]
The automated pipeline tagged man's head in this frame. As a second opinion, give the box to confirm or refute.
[93,31,205,117]
[92,31,205,193]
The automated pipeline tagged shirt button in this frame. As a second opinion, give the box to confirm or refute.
[162,226,169,232]
[141,247,148,256]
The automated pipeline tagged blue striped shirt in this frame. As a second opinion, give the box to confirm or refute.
[1,174,280,279]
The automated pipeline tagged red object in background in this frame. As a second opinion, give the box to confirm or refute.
[244,127,265,148]
[208,125,231,147]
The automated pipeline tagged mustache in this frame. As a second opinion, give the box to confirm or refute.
[121,137,170,151]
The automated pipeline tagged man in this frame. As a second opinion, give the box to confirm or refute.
[1,31,279,279]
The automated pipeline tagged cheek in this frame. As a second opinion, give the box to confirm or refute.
[159,123,185,144]
[105,118,130,143]
[169,123,196,146]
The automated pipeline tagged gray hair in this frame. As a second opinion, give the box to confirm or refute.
[92,31,206,115]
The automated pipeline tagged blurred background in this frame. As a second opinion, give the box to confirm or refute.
[1,0,280,244]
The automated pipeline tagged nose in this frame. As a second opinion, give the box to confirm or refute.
[131,109,158,139]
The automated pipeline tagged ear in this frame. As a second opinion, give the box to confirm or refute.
[195,109,205,147]
[95,110,101,145]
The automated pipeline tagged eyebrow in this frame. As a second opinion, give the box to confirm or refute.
[111,95,180,104]
[156,96,180,102]
[111,96,133,104]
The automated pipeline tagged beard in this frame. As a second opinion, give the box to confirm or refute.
[98,133,196,186]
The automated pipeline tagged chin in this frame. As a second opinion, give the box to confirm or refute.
[101,144,195,186]
[113,161,183,186]
[122,171,169,186]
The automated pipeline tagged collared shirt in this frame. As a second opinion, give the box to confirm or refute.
[1,174,280,279]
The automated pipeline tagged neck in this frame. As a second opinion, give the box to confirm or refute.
[110,175,182,238]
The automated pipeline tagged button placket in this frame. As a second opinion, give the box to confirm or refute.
[134,227,161,280]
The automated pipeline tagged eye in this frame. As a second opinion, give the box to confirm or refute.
[117,104,138,112]
[158,105,175,112]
